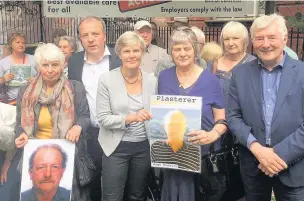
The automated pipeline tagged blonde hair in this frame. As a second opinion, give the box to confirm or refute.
[200,42,223,63]
[220,21,249,53]
[115,31,146,55]
[250,13,287,39]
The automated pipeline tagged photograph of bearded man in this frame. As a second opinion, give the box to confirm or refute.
[150,110,201,172]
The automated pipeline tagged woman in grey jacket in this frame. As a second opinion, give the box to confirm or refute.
[96,31,157,201]
[14,43,91,201]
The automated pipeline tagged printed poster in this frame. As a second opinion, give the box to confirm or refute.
[150,95,202,173]
[8,65,31,87]
[20,139,75,201]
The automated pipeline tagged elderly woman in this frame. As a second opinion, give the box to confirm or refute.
[14,43,91,201]
[58,36,78,77]
[208,21,256,104]
[0,32,37,105]
[206,21,256,201]
[154,26,207,78]
[158,28,227,201]
[96,31,157,201]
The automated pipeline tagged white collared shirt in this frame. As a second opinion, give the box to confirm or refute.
[82,46,111,127]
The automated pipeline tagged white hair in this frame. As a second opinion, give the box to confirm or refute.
[250,13,287,39]
[34,43,65,66]
[164,110,186,137]
[220,21,249,53]
[191,26,205,45]
[115,31,146,55]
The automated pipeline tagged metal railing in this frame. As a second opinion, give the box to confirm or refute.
[0,1,302,60]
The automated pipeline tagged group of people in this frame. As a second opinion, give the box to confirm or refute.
[0,12,303,201]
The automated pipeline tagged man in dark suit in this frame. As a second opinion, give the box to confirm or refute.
[68,16,121,201]
[227,13,304,201]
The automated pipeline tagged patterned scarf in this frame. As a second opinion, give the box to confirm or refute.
[21,73,75,139]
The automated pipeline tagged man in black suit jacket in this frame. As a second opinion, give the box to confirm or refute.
[68,16,121,201]
[227,13,304,201]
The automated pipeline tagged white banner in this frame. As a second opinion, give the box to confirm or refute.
[44,0,259,18]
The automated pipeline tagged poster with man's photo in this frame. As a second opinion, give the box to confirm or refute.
[8,65,32,87]
[20,139,75,201]
[150,95,202,173]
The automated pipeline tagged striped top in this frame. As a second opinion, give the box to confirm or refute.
[151,141,200,172]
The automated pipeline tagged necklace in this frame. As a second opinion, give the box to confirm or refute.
[177,67,198,88]
[121,68,142,84]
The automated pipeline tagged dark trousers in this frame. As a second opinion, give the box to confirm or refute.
[102,140,150,201]
[220,165,245,201]
[0,150,22,201]
[87,126,103,201]
[241,168,304,201]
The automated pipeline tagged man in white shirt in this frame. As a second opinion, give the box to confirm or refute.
[68,16,121,201]
[134,20,170,74]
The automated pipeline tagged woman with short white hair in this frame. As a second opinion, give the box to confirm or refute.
[14,43,91,201]
[96,31,157,201]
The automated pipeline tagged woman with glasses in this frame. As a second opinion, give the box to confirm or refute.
[158,28,227,201]
[14,43,91,201]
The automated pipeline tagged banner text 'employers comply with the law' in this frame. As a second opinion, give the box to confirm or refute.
[44,0,257,17]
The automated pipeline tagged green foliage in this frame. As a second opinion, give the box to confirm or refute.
[286,12,304,32]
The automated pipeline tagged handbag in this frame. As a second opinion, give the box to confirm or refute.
[195,59,245,199]
[0,85,17,105]
[74,133,96,187]
[195,131,239,197]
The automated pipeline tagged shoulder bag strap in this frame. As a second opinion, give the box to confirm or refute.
[212,59,218,74]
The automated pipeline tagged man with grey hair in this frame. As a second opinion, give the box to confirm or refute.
[227,13,304,201]
[134,20,170,74]
[21,144,70,201]
[68,16,122,201]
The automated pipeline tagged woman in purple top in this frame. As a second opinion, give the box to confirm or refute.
[158,28,227,201]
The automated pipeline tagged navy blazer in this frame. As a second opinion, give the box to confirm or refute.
[68,46,122,82]
[227,55,304,187]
